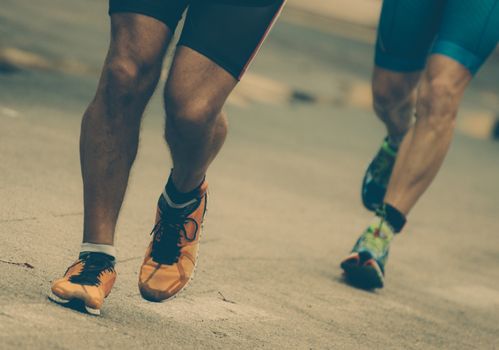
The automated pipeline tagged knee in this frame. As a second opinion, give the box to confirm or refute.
[105,58,140,92]
[104,57,159,98]
[416,79,460,132]
[92,57,160,126]
[372,73,417,113]
[164,91,221,134]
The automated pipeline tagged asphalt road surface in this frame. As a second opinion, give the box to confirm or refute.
[1,1,499,349]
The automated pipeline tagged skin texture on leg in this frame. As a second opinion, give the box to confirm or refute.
[81,14,172,245]
[371,67,421,138]
[384,54,472,215]
[164,46,237,193]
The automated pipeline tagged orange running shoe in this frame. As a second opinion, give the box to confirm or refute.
[139,181,207,302]
[50,252,116,315]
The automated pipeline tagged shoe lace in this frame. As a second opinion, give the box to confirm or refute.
[150,201,200,265]
[360,226,388,256]
[69,253,115,286]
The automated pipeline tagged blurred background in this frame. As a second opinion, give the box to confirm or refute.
[1,1,498,349]
[2,0,499,139]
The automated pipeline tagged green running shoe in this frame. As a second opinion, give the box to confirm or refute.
[340,219,394,289]
[361,137,397,211]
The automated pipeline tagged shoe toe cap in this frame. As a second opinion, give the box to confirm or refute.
[138,282,177,302]
[138,263,188,302]
[51,279,75,297]
[51,280,104,308]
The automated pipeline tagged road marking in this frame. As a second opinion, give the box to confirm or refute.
[0,47,96,76]
[0,47,52,71]
[0,106,20,118]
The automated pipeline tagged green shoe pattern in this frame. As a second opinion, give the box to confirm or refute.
[361,137,398,211]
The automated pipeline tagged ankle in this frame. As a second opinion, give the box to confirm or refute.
[171,171,205,193]
[375,203,407,233]
[164,171,206,205]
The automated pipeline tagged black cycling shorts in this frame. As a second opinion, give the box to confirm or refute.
[109,0,286,79]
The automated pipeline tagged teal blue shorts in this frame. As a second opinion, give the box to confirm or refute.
[375,0,499,75]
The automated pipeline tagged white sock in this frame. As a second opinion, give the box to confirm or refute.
[80,243,116,259]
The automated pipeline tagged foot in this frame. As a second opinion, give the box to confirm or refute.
[361,137,397,211]
[340,219,394,289]
[138,181,208,302]
[50,252,116,315]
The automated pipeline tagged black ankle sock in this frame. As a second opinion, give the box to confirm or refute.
[376,203,406,233]
[164,173,204,205]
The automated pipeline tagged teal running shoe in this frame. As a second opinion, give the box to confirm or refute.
[340,219,394,289]
[361,137,398,211]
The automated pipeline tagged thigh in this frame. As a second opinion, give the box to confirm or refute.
[432,0,499,75]
[106,13,171,67]
[95,13,174,102]
[375,0,445,72]
[178,0,286,80]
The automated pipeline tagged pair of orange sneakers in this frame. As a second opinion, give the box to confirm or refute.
[50,182,208,315]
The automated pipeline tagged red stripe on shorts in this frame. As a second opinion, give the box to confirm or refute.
[238,0,287,80]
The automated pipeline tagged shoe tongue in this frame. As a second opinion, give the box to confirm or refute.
[370,218,395,240]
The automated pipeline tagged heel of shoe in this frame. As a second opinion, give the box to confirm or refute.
[84,305,101,316]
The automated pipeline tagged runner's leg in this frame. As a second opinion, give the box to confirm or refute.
[51,9,180,313]
[165,0,286,192]
[343,0,499,288]
[372,0,444,139]
[343,56,471,289]
[81,14,172,245]
[360,0,444,212]
[384,0,499,215]
[138,0,286,302]
[384,56,471,214]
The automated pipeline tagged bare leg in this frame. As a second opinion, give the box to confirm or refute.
[163,46,236,192]
[81,14,172,245]
[384,55,472,214]
[372,66,421,139]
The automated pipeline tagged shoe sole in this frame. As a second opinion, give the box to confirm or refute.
[340,255,384,290]
[48,291,101,316]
